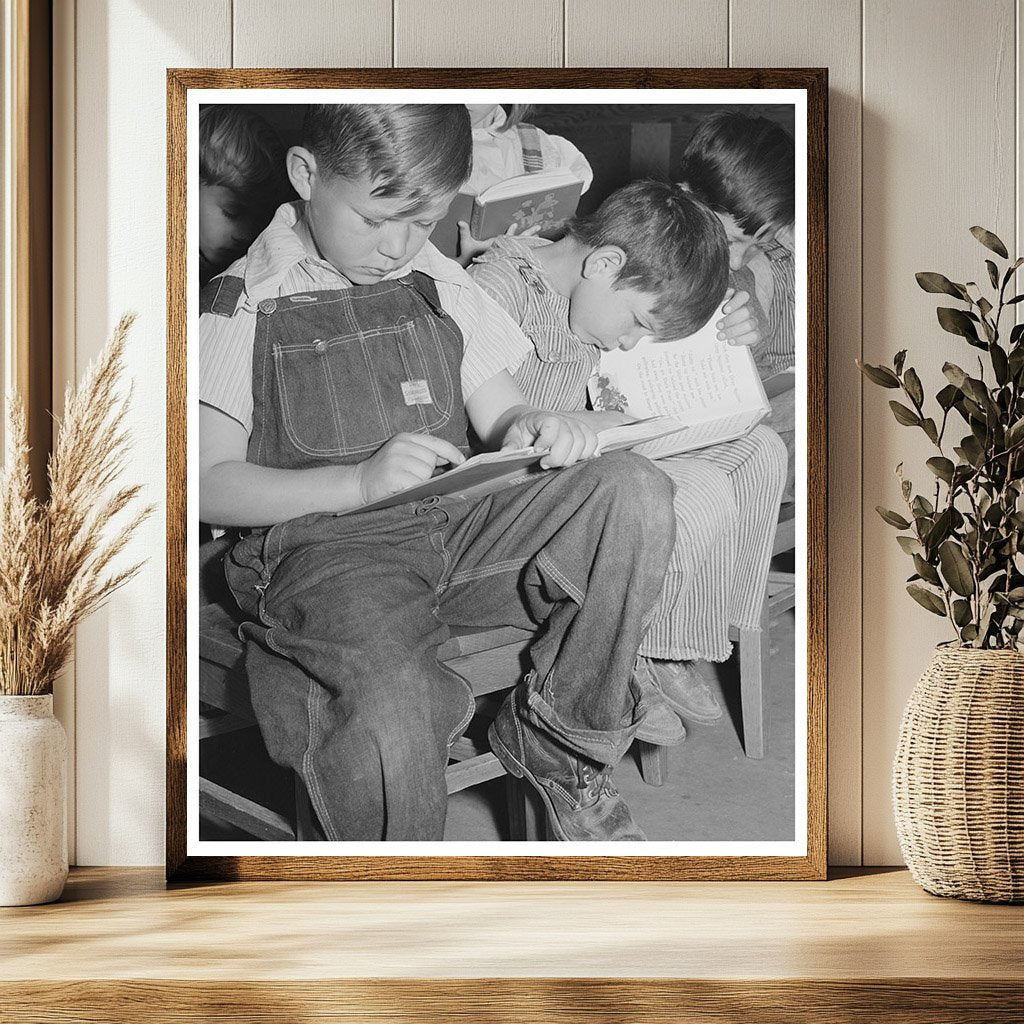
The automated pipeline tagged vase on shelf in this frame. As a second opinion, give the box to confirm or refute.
[0,694,68,906]
[892,647,1024,903]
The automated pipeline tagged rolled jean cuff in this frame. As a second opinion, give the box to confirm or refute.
[522,689,639,766]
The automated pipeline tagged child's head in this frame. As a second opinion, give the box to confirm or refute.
[679,112,795,270]
[199,105,288,271]
[561,179,728,350]
[287,104,472,283]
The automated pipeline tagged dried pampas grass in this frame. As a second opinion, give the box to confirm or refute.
[0,313,153,696]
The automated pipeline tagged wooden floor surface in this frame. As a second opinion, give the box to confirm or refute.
[2,866,1021,1021]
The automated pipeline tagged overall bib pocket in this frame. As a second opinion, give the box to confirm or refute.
[271,316,456,459]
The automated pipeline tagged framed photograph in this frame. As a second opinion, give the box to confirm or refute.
[167,68,827,880]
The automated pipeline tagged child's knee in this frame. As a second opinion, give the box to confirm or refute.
[750,424,789,488]
[587,452,677,548]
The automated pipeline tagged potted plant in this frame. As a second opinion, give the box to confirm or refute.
[0,314,150,905]
[859,227,1023,902]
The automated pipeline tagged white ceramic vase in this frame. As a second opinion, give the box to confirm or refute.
[0,694,68,906]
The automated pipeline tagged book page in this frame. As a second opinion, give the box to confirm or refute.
[589,308,768,422]
[342,447,543,515]
[594,416,687,451]
[627,409,766,459]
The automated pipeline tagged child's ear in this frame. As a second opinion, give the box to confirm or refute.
[581,246,626,281]
[286,146,318,201]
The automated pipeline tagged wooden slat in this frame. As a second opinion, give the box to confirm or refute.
[199,778,295,842]
[861,0,1017,865]
[233,0,391,67]
[731,0,864,866]
[198,711,252,740]
[394,0,562,67]
[441,643,529,698]
[565,0,728,67]
[438,626,534,660]
[445,752,506,794]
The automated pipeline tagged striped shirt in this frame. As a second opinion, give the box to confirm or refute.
[469,235,787,659]
[736,238,795,381]
[468,236,599,409]
[199,201,533,433]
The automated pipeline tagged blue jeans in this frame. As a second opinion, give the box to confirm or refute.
[225,452,675,841]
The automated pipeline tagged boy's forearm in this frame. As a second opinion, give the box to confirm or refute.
[482,402,533,449]
[200,460,364,527]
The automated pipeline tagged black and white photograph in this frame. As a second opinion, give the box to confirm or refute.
[168,71,827,879]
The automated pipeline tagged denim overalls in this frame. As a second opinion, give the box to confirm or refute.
[208,270,677,841]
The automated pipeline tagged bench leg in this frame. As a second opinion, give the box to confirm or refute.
[636,740,668,786]
[505,776,546,840]
[738,602,770,759]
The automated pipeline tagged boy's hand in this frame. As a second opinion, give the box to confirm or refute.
[455,220,542,268]
[355,433,465,505]
[501,411,598,468]
[716,288,761,347]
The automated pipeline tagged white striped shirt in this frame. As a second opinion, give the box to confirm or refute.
[469,235,788,658]
[737,238,795,381]
[468,236,598,410]
[199,201,533,433]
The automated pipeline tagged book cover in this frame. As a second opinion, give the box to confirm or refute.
[344,417,684,515]
[469,171,584,242]
[428,170,584,259]
[588,306,770,458]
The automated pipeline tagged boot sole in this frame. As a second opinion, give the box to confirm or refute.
[634,720,686,745]
[487,722,570,842]
[661,702,723,724]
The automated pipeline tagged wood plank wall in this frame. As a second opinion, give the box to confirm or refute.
[54,0,1021,866]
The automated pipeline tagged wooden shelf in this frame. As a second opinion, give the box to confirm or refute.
[2,867,1021,1021]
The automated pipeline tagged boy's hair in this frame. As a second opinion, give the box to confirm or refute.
[199,105,288,207]
[301,104,472,213]
[565,179,728,339]
[680,112,795,236]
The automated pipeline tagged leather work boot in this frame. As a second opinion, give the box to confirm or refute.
[488,687,646,841]
[642,657,724,723]
[632,657,686,746]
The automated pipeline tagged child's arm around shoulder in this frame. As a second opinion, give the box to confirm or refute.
[199,404,464,526]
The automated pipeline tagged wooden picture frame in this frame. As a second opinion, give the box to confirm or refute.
[167,68,827,880]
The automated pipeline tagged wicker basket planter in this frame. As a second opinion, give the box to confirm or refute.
[893,647,1024,902]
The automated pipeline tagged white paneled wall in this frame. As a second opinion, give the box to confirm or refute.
[56,0,1021,865]
[860,0,1018,863]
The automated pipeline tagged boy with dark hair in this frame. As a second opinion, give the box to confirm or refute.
[679,111,797,501]
[470,179,786,742]
[199,104,677,843]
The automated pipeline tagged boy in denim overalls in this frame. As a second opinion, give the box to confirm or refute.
[199,104,676,843]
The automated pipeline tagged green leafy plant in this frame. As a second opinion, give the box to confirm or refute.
[858,227,1024,650]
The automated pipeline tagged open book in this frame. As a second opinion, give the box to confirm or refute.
[344,417,685,515]
[429,169,584,259]
[587,307,770,458]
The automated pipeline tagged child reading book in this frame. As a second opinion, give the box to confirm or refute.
[199,104,677,844]
[469,180,786,737]
[430,104,593,265]
[678,111,797,502]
